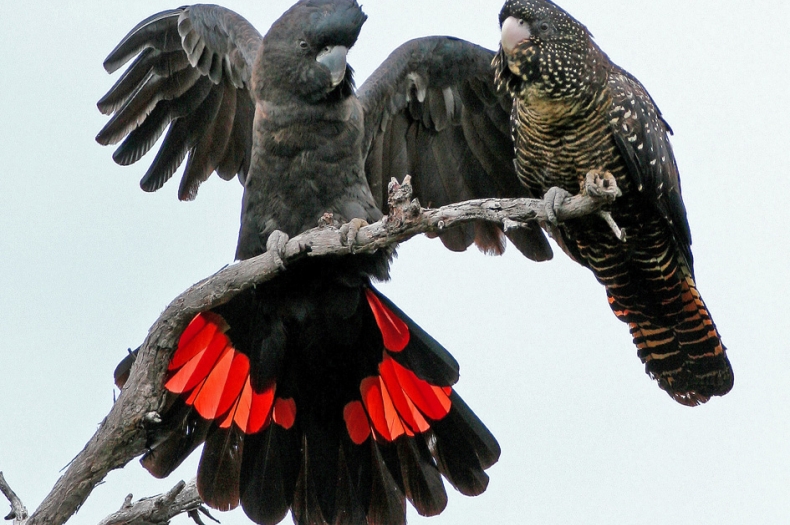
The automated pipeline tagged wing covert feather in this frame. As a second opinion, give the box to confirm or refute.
[608,68,692,266]
[359,37,552,260]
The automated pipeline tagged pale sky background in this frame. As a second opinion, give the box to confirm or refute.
[1,1,789,524]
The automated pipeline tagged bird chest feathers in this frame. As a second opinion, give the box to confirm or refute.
[253,98,362,159]
[237,95,371,254]
[513,87,621,195]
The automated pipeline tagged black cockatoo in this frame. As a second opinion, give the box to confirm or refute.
[493,0,733,405]
[97,1,542,524]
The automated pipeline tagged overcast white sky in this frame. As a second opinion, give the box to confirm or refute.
[1,1,789,524]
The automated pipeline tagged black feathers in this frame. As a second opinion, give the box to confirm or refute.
[98,2,553,260]
[302,0,368,49]
[96,5,261,200]
[99,3,515,523]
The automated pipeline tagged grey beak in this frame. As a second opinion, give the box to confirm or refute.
[316,45,348,87]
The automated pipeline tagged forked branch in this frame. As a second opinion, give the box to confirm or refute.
[5,176,619,525]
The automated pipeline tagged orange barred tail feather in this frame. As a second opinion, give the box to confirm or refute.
[608,271,733,406]
[135,282,499,525]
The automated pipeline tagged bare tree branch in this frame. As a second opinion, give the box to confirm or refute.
[14,176,618,525]
[96,478,218,525]
[0,472,28,524]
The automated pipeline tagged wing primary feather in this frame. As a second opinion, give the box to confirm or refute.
[103,9,184,74]
[97,48,156,115]
[179,84,236,200]
[110,70,215,165]
[216,90,254,181]
[504,224,553,262]
[110,102,172,166]
[97,66,203,147]
[139,79,220,192]
[98,49,192,117]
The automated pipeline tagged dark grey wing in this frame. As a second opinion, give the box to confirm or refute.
[608,67,693,267]
[359,36,552,261]
[96,5,262,201]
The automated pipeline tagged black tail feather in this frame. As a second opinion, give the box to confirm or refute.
[395,437,447,517]
[367,440,407,525]
[127,272,499,524]
[369,287,459,386]
[296,417,342,524]
[332,445,367,525]
[141,399,211,478]
[240,425,301,524]
[431,392,501,496]
[198,426,243,511]
[341,434,374,516]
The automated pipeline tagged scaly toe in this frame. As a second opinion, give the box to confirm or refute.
[340,218,369,248]
[543,186,573,226]
[266,230,290,270]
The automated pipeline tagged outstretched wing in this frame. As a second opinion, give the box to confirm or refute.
[608,67,693,268]
[359,36,552,261]
[96,5,262,201]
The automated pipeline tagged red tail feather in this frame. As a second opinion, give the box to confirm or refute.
[361,375,409,441]
[166,312,294,434]
[345,353,452,444]
[150,288,496,525]
[343,401,372,445]
[272,398,296,430]
[365,288,409,351]
[379,356,430,434]
[222,379,276,433]
[169,312,227,370]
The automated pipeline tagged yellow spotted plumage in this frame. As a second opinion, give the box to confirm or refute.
[494,0,732,405]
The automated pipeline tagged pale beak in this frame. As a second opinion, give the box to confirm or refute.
[317,45,348,87]
[501,16,532,54]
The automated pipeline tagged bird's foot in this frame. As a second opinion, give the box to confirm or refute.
[266,230,290,271]
[340,218,369,251]
[583,169,621,202]
[582,169,626,241]
[542,186,573,226]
